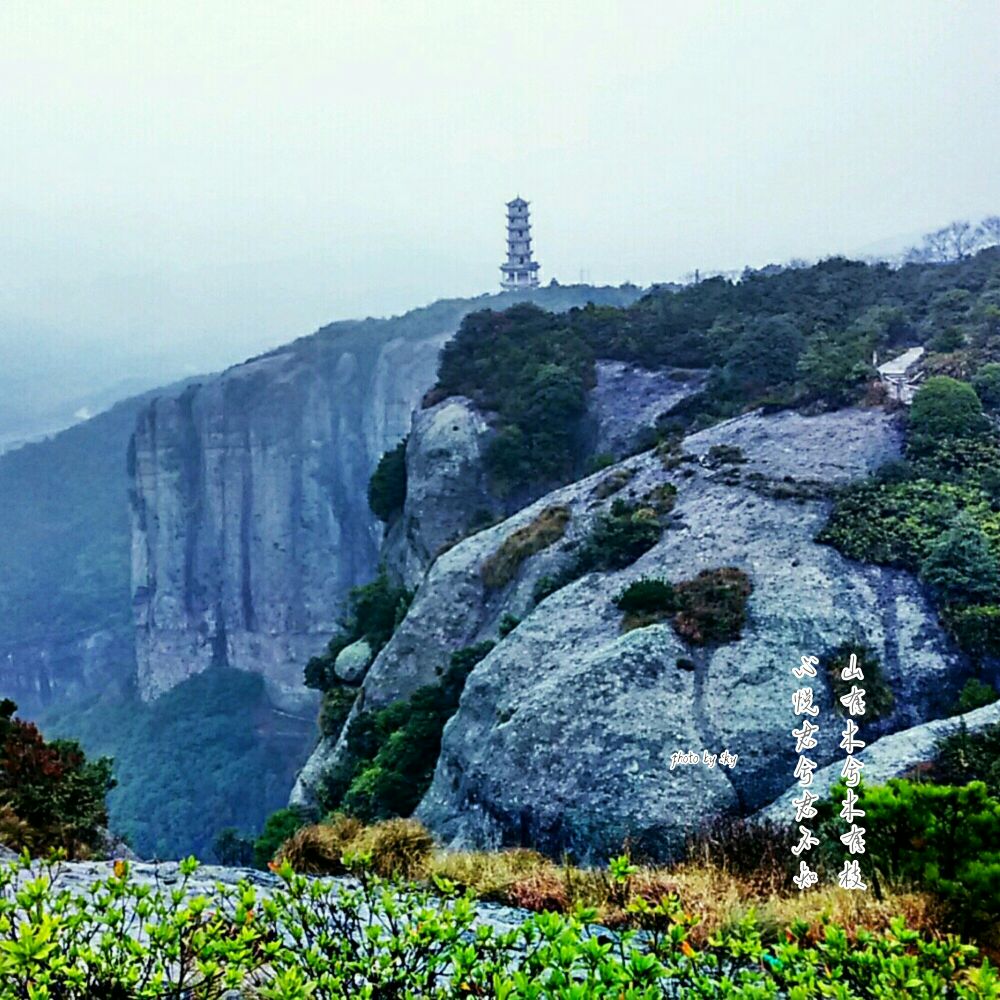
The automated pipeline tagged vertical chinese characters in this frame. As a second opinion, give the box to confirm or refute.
[837,652,867,891]
[790,654,820,890]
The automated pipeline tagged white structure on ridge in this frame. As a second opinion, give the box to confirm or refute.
[500,197,540,290]
[875,346,925,404]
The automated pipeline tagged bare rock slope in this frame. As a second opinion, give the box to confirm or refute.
[308,405,964,859]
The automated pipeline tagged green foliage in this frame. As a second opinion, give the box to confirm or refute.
[323,643,496,823]
[0,700,114,858]
[304,570,413,692]
[497,613,520,637]
[819,778,1000,931]
[212,826,255,866]
[671,567,753,645]
[0,852,995,999]
[953,677,1000,714]
[38,668,313,860]
[824,642,895,722]
[614,577,676,615]
[920,517,1000,604]
[973,362,1000,409]
[437,305,594,495]
[367,437,408,522]
[933,723,1000,801]
[942,605,1000,661]
[908,376,988,452]
[319,686,356,737]
[721,314,806,399]
[797,330,874,406]
[572,499,663,576]
[819,478,996,567]
[431,253,1000,495]
[614,568,753,645]
[254,807,310,869]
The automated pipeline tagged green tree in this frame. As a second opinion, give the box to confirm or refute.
[973,363,1000,410]
[253,807,310,869]
[368,438,408,522]
[213,826,255,866]
[920,517,1000,605]
[796,331,872,407]
[0,699,114,857]
[909,376,988,444]
[723,315,805,399]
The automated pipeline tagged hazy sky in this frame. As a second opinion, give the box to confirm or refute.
[2,0,999,387]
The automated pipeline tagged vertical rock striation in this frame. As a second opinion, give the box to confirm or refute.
[130,288,638,711]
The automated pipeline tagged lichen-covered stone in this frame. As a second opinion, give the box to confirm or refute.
[333,638,373,684]
[319,405,965,860]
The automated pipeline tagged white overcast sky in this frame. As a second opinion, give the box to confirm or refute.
[1,0,999,381]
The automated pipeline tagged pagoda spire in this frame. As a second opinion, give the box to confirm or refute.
[500,197,540,290]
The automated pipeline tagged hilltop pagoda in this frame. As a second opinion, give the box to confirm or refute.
[500,197,540,290]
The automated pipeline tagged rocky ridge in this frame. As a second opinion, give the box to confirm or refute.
[128,287,638,711]
[296,402,968,860]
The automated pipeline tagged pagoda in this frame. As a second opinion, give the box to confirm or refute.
[500,197,540,290]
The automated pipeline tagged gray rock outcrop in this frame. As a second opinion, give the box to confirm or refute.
[334,638,373,684]
[130,287,642,712]
[757,699,1000,822]
[310,404,965,859]
[383,397,494,588]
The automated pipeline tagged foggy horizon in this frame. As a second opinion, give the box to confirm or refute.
[2,0,999,424]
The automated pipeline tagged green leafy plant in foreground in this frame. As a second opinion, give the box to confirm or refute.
[0,851,997,998]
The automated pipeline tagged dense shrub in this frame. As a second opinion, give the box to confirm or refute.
[253,807,310,870]
[953,677,1000,714]
[0,852,995,999]
[212,826,255,866]
[437,305,594,495]
[319,686,356,737]
[824,642,895,722]
[908,376,988,451]
[818,479,992,567]
[920,517,1000,604]
[572,499,663,576]
[322,643,495,822]
[672,567,753,645]
[818,778,1000,932]
[614,577,676,615]
[942,604,1000,661]
[304,570,413,691]
[973,362,1000,409]
[367,437,408,522]
[933,722,1000,799]
[480,505,570,589]
[0,699,113,858]
[819,393,1000,665]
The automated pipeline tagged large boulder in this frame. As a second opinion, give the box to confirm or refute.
[293,404,968,859]
[333,638,373,684]
[407,407,963,859]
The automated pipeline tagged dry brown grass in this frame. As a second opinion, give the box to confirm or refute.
[276,818,947,947]
[275,813,363,874]
[591,467,634,500]
[480,505,571,589]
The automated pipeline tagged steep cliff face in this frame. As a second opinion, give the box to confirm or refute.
[302,402,967,858]
[0,382,198,717]
[130,287,639,710]
[131,331,448,710]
